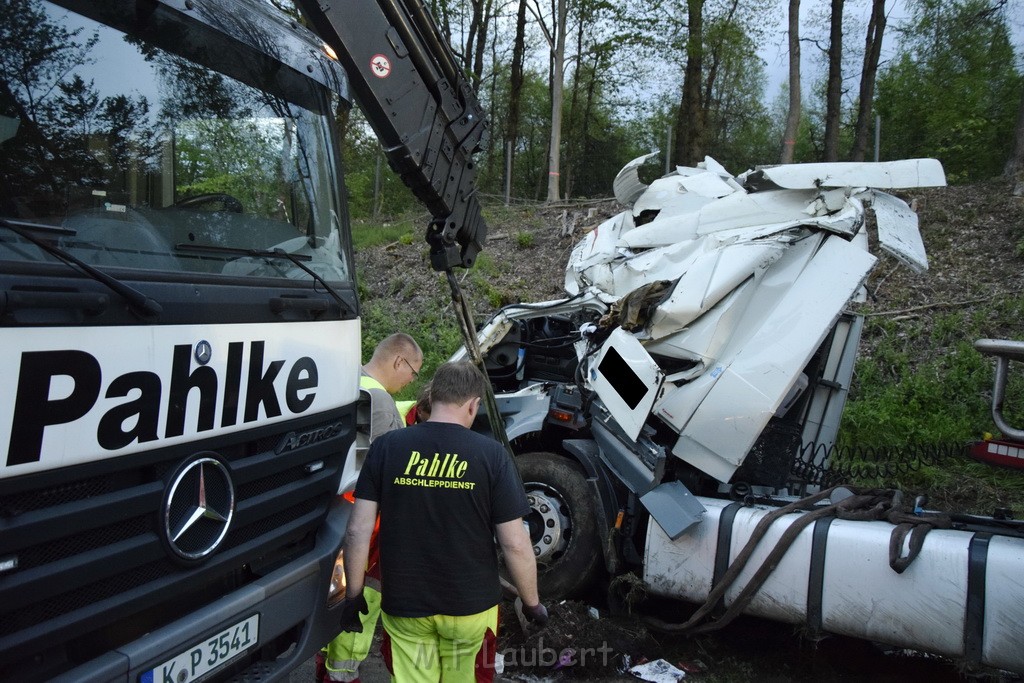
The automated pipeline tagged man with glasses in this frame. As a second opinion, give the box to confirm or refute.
[319,332,423,682]
[359,333,423,440]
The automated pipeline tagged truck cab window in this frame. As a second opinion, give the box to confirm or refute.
[0,0,350,284]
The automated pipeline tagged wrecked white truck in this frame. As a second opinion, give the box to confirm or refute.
[457,155,1024,672]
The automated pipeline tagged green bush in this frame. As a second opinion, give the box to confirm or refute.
[839,297,1024,513]
[515,231,535,248]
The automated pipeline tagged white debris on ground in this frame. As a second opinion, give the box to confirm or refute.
[627,658,688,682]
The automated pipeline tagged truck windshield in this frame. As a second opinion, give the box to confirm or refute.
[0,0,350,284]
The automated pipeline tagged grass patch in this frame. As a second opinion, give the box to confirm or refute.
[351,214,422,251]
[515,231,535,248]
[840,295,1024,513]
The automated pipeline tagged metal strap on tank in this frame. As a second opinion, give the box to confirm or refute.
[711,502,744,615]
[964,532,991,666]
[806,515,835,634]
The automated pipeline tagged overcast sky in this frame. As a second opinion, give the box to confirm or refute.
[758,0,1024,102]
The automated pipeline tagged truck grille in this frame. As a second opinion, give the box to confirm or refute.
[0,408,353,674]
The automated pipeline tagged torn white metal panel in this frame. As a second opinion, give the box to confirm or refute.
[801,194,865,237]
[567,211,632,272]
[613,151,659,206]
[592,238,716,306]
[807,187,850,214]
[647,278,758,373]
[631,175,721,227]
[758,158,947,190]
[871,190,929,273]
[700,156,739,184]
[589,328,665,442]
[621,189,816,250]
[660,235,876,481]
[646,241,785,338]
[564,213,634,296]
[570,236,722,305]
[678,171,736,198]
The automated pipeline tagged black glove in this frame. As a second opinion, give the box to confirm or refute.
[339,591,369,633]
[521,601,549,625]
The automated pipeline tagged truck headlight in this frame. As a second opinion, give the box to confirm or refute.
[328,549,346,605]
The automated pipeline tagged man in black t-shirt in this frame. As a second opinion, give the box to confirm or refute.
[340,361,546,682]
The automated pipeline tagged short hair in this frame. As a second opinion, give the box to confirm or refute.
[429,361,485,407]
[372,333,421,362]
[413,382,432,422]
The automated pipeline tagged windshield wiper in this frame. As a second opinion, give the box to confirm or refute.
[176,243,352,315]
[0,218,162,317]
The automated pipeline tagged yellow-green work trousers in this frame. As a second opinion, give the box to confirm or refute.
[380,605,498,683]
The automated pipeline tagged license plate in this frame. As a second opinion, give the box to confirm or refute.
[142,614,259,683]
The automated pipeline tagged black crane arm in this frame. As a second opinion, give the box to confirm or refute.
[296,0,488,270]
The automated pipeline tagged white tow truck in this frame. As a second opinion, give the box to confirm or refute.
[0,0,487,680]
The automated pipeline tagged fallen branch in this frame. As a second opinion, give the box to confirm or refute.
[865,296,999,317]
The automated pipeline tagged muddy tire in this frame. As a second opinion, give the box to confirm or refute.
[515,451,602,600]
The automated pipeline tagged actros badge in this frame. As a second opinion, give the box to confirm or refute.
[163,455,235,561]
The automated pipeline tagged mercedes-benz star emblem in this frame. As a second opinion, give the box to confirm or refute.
[163,456,235,561]
[194,340,212,365]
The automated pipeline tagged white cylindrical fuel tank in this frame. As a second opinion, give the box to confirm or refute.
[643,497,1024,673]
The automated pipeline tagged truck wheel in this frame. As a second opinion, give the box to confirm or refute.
[516,452,602,600]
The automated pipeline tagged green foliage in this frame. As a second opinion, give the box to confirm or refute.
[350,215,423,251]
[874,0,1022,182]
[480,70,552,199]
[515,231,535,248]
[561,60,652,198]
[341,109,420,219]
[841,298,1024,449]
[472,251,499,276]
[702,17,774,171]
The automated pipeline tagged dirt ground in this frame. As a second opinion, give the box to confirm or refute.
[290,598,988,682]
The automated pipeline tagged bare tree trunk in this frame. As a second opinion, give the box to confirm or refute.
[334,98,352,145]
[485,21,499,182]
[505,0,528,192]
[563,19,586,200]
[462,0,493,88]
[780,0,801,163]
[1004,88,1024,181]
[851,0,886,161]
[472,0,494,88]
[823,0,844,161]
[580,51,600,185]
[674,0,706,166]
[464,0,480,77]
[545,0,567,202]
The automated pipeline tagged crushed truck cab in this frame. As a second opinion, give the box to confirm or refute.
[458,155,1024,673]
